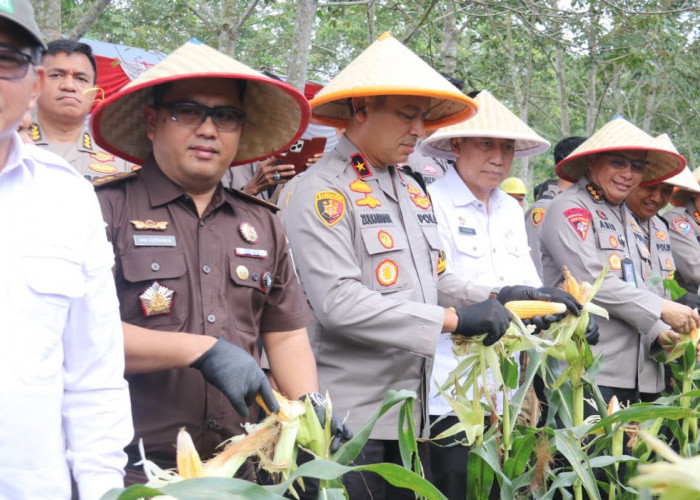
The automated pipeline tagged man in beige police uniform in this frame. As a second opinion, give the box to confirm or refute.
[90,41,349,483]
[283,33,581,498]
[540,117,699,405]
[33,39,134,179]
[663,166,700,294]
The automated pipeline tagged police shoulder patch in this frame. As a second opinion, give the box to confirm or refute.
[315,190,346,227]
[671,217,692,235]
[530,208,545,226]
[563,207,591,241]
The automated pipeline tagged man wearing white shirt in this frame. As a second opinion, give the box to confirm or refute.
[420,90,584,499]
[0,2,133,498]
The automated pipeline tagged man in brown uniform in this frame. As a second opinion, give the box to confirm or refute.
[32,39,134,179]
[90,41,347,482]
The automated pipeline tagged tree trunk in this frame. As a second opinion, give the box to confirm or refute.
[32,0,62,41]
[218,0,237,56]
[67,0,113,40]
[586,6,600,135]
[287,0,319,92]
[366,0,375,45]
[440,0,458,76]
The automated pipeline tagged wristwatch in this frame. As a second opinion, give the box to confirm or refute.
[300,392,326,407]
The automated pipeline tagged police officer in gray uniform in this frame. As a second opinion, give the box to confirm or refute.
[283,33,581,499]
[663,166,700,294]
[540,117,699,405]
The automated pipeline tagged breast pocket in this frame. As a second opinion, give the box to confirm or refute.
[229,253,272,333]
[21,255,86,384]
[121,251,187,326]
[360,227,411,293]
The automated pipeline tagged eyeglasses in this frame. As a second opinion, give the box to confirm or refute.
[600,153,648,174]
[157,101,246,132]
[0,46,33,80]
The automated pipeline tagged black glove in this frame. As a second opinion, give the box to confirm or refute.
[675,292,700,310]
[191,338,279,418]
[453,299,511,346]
[584,315,600,346]
[302,392,353,452]
[496,285,582,316]
[524,314,565,332]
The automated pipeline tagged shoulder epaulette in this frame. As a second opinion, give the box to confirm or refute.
[92,171,138,188]
[227,187,280,213]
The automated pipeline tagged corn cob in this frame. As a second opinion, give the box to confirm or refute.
[504,300,567,319]
[176,428,204,479]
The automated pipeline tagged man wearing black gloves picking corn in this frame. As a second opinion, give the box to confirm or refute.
[90,41,350,484]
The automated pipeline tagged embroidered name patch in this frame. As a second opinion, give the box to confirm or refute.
[315,191,346,227]
[564,207,591,241]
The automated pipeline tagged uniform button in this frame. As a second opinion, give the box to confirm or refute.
[492,248,496,253]
[499,277,505,281]
[252,272,259,281]
[207,420,216,429]
[473,247,477,251]
[203,265,211,274]
[207,314,216,323]
[151,262,160,271]
[199,219,205,227]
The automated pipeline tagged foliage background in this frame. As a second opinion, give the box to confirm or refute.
[33,0,700,197]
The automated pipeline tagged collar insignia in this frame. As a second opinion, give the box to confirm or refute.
[351,153,371,178]
[586,183,605,202]
[83,132,92,150]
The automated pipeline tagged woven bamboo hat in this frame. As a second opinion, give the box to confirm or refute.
[661,132,700,205]
[309,32,476,130]
[555,117,685,186]
[91,41,310,166]
[419,90,550,159]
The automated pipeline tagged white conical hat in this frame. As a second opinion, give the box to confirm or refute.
[555,117,685,186]
[91,41,310,166]
[309,32,476,130]
[419,90,550,159]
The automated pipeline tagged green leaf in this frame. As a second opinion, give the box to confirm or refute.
[102,485,164,500]
[663,277,688,301]
[503,429,536,479]
[466,448,495,499]
[589,404,700,433]
[502,355,519,390]
[553,429,600,500]
[331,389,416,466]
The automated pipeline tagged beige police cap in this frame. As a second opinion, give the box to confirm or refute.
[555,117,685,187]
[91,41,310,166]
[0,0,46,50]
[309,32,476,130]
[419,90,550,159]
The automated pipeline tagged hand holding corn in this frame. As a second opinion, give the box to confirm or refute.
[453,299,511,346]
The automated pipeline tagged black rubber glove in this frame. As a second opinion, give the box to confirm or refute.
[191,338,279,418]
[496,285,582,316]
[584,315,600,346]
[302,392,353,452]
[675,292,700,310]
[525,314,565,332]
[453,299,511,346]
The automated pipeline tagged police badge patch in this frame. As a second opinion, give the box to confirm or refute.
[564,207,591,241]
[315,191,346,227]
[530,208,545,226]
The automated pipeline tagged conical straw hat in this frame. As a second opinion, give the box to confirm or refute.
[309,32,476,130]
[419,90,550,159]
[555,117,685,186]
[652,134,699,205]
[91,41,310,166]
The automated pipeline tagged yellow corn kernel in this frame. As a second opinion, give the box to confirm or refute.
[504,300,567,319]
[176,428,204,479]
[562,266,583,302]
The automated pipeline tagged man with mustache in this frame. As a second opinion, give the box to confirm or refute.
[90,41,347,484]
[32,39,134,179]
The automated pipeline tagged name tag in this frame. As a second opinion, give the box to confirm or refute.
[459,227,476,235]
[133,235,177,247]
[235,247,268,259]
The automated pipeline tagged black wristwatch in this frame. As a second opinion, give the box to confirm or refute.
[301,392,326,407]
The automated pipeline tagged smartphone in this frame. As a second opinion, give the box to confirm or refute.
[279,137,327,175]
